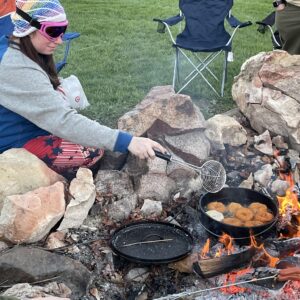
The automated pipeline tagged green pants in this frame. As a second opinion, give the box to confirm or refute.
[275,3,300,55]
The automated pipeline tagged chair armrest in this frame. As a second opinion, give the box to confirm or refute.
[256,11,275,34]
[153,14,184,26]
[227,14,252,28]
[256,12,275,27]
[62,32,80,41]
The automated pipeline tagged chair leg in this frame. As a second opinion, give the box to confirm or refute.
[177,49,220,96]
[221,51,228,97]
[173,47,179,89]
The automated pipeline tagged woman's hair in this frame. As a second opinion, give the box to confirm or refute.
[10,36,60,89]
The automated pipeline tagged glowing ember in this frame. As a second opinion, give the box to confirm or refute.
[220,268,251,294]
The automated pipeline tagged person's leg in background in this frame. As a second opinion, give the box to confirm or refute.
[23,135,104,179]
[275,3,300,55]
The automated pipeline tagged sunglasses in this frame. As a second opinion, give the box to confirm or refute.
[16,7,68,41]
[38,21,68,41]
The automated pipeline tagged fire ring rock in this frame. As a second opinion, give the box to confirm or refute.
[232,51,300,152]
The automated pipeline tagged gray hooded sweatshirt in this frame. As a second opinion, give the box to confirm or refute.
[0,46,132,152]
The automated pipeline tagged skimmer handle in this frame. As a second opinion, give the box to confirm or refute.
[154,150,172,162]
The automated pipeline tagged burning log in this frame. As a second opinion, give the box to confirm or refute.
[215,267,283,291]
[276,256,300,269]
[193,247,256,278]
[265,237,300,256]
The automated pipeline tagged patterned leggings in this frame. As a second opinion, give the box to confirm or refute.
[23,135,104,178]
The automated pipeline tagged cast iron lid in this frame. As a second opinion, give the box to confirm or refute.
[110,220,194,264]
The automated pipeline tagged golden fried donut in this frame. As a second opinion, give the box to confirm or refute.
[223,217,243,227]
[235,207,254,222]
[249,202,268,213]
[207,201,226,213]
[227,202,242,215]
[255,211,274,223]
[243,220,264,227]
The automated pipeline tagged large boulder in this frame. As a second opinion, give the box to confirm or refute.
[232,51,300,151]
[0,182,65,244]
[117,85,206,136]
[0,247,91,299]
[0,149,64,207]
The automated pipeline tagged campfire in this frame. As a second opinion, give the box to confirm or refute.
[2,79,300,299]
[160,146,300,300]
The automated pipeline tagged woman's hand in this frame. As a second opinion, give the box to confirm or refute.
[127,137,166,159]
[276,3,285,11]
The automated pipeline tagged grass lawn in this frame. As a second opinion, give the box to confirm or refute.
[58,0,274,127]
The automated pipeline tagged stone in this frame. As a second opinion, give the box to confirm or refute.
[137,173,177,202]
[98,150,128,171]
[0,182,65,244]
[254,130,273,156]
[2,282,71,299]
[271,179,290,196]
[232,51,300,151]
[141,199,163,217]
[108,195,137,222]
[45,231,66,250]
[95,170,134,197]
[164,130,211,163]
[0,247,91,298]
[0,149,64,208]
[239,173,254,189]
[58,168,96,231]
[205,114,247,150]
[272,135,288,150]
[254,164,273,187]
[125,268,150,283]
[118,86,206,136]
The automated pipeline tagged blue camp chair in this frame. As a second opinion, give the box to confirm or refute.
[256,12,282,50]
[154,0,252,97]
[0,14,80,72]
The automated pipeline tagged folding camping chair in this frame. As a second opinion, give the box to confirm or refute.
[154,0,252,97]
[0,14,80,72]
[256,11,282,50]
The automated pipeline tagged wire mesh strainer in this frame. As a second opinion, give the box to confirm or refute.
[154,151,226,193]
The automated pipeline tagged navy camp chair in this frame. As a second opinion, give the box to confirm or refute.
[0,15,80,72]
[154,0,252,97]
[256,12,282,50]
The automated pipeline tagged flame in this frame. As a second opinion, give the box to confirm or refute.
[219,233,235,255]
[277,188,300,216]
[215,247,223,258]
[200,238,210,259]
[277,173,300,237]
[250,235,279,268]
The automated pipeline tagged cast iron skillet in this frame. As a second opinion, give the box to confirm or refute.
[199,187,279,243]
[110,220,194,264]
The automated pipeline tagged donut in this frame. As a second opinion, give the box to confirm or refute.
[255,211,274,223]
[235,207,254,222]
[207,201,226,213]
[249,202,268,213]
[243,220,264,227]
[206,210,224,222]
[223,217,243,226]
[227,202,242,215]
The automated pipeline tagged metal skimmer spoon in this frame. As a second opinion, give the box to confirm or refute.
[154,151,226,193]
